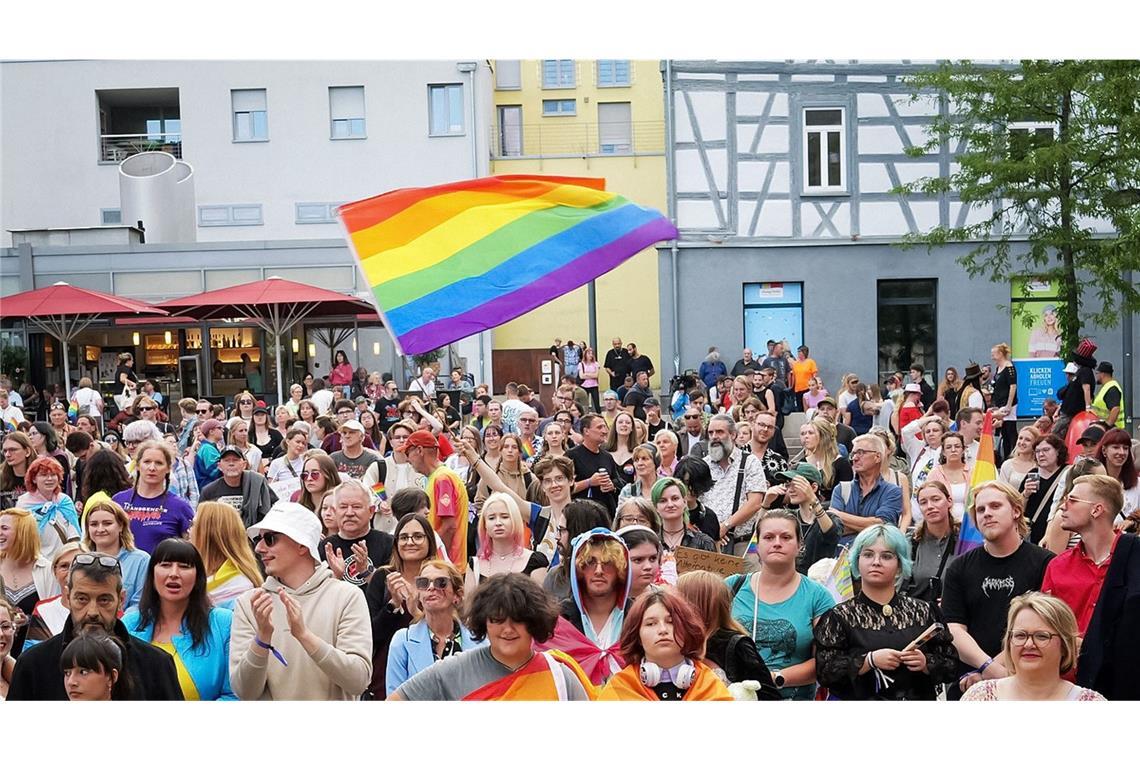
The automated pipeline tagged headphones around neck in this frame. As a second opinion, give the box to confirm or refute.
[640,658,696,689]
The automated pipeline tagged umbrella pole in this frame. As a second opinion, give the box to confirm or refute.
[62,339,72,398]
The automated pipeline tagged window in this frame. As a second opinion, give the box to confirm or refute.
[744,283,804,356]
[877,279,937,382]
[598,102,632,154]
[497,105,522,157]
[542,59,575,89]
[1008,121,1055,161]
[198,204,264,227]
[597,60,631,87]
[496,60,521,90]
[542,99,576,117]
[428,84,464,136]
[802,107,845,192]
[295,202,344,225]
[329,86,366,139]
[101,208,122,225]
[232,89,268,142]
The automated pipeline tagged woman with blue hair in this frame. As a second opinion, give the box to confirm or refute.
[813,524,957,700]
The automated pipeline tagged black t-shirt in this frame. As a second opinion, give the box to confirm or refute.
[604,349,631,384]
[319,530,394,571]
[199,478,245,511]
[1102,385,1122,411]
[1057,378,1086,416]
[991,364,1017,409]
[378,399,402,433]
[647,419,667,438]
[624,387,652,421]
[566,444,623,518]
[629,355,654,380]
[940,541,1054,658]
[252,428,284,462]
[442,405,462,429]
[114,363,137,394]
[331,448,383,481]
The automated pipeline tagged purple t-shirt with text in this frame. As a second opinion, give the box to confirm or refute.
[112,488,194,554]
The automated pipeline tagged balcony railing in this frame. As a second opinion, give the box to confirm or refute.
[99,133,182,163]
[490,120,665,159]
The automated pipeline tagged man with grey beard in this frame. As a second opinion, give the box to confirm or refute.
[701,414,767,556]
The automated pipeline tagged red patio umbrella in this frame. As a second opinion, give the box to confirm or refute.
[159,277,377,401]
[0,281,169,396]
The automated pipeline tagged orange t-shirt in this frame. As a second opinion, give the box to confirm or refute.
[792,358,818,392]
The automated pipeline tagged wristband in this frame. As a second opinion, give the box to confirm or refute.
[254,637,289,667]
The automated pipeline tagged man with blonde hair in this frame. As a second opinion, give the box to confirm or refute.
[941,480,1054,698]
[1042,474,1124,636]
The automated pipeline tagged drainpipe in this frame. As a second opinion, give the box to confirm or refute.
[458,60,486,384]
[664,59,681,376]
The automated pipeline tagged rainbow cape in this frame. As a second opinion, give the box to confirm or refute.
[462,650,597,701]
[598,661,733,701]
[956,410,997,556]
[338,175,678,355]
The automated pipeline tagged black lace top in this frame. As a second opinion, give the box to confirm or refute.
[814,591,957,700]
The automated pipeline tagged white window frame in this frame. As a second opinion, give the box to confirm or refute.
[428,84,465,137]
[1007,120,1056,158]
[801,107,846,194]
[541,59,576,89]
[495,60,522,90]
[497,105,523,157]
[100,208,122,225]
[198,204,263,227]
[329,86,367,140]
[596,60,632,88]
[231,89,268,143]
[542,99,576,117]
[295,202,344,225]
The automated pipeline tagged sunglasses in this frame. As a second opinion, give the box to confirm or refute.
[256,531,282,547]
[414,577,450,591]
[104,436,119,444]
[72,553,121,570]
[239,400,254,405]
[138,406,158,411]
[300,470,323,480]
[196,408,211,414]
[683,414,699,420]
[50,402,67,410]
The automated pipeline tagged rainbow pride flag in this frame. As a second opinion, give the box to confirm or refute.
[338,175,678,355]
[956,410,997,556]
[521,437,536,460]
[371,481,387,502]
[823,546,854,603]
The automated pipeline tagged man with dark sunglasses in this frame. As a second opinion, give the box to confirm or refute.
[676,404,708,459]
[230,501,372,700]
[7,552,182,701]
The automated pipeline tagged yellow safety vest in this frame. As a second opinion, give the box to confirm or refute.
[1091,379,1126,429]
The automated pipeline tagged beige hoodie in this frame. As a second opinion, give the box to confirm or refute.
[230,565,372,700]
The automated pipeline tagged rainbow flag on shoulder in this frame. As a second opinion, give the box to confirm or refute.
[956,411,997,556]
[338,176,678,355]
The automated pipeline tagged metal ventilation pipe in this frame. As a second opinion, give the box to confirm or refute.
[119,151,197,244]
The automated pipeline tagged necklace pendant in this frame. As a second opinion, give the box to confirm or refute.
[882,603,893,617]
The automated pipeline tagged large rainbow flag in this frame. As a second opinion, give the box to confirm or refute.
[338,175,678,355]
[956,410,997,556]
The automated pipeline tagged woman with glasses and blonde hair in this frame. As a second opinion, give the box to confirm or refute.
[82,500,149,608]
[190,501,263,610]
[229,391,257,423]
[613,497,663,535]
[385,558,484,697]
[962,592,1104,700]
[295,450,341,512]
[926,432,972,521]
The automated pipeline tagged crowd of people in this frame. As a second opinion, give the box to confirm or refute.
[0,331,1137,703]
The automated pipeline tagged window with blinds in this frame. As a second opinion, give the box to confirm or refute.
[232,89,268,142]
[329,86,366,139]
[598,102,632,154]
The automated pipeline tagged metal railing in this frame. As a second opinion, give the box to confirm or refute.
[99,133,182,163]
[490,120,665,159]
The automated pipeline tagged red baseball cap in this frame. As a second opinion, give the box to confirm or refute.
[398,429,439,452]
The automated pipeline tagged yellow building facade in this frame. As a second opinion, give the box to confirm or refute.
[489,59,666,387]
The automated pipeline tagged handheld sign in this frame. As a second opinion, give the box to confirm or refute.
[673,547,745,578]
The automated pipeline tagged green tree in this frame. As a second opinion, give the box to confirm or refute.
[898,60,1140,355]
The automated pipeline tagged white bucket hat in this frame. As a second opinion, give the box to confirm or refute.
[246,501,322,562]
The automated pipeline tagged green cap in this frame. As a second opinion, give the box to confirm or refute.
[774,462,823,485]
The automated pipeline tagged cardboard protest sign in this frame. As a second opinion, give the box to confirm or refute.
[673,547,745,578]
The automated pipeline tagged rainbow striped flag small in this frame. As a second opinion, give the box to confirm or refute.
[744,530,759,557]
[956,410,997,556]
[823,547,855,603]
[521,438,536,460]
[339,175,678,355]
[371,481,387,502]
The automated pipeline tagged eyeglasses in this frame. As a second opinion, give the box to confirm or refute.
[124,439,144,446]
[542,475,568,486]
[556,525,569,535]
[239,400,254,406]
[300,470,323,481]
[414,577,450,591]
[618,515,651,526]
[754,423,775,431]
[683,414,699,420]
[1063,494,1099,506]
[1010,630,1060,647]
[256,531,282,547]
[850,449,879,458]
[398,532,427,544]
[72,553,121,570]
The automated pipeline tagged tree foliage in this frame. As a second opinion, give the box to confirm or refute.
[897,60,1140,355]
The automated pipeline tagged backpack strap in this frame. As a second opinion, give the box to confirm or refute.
[730,451,749,516]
